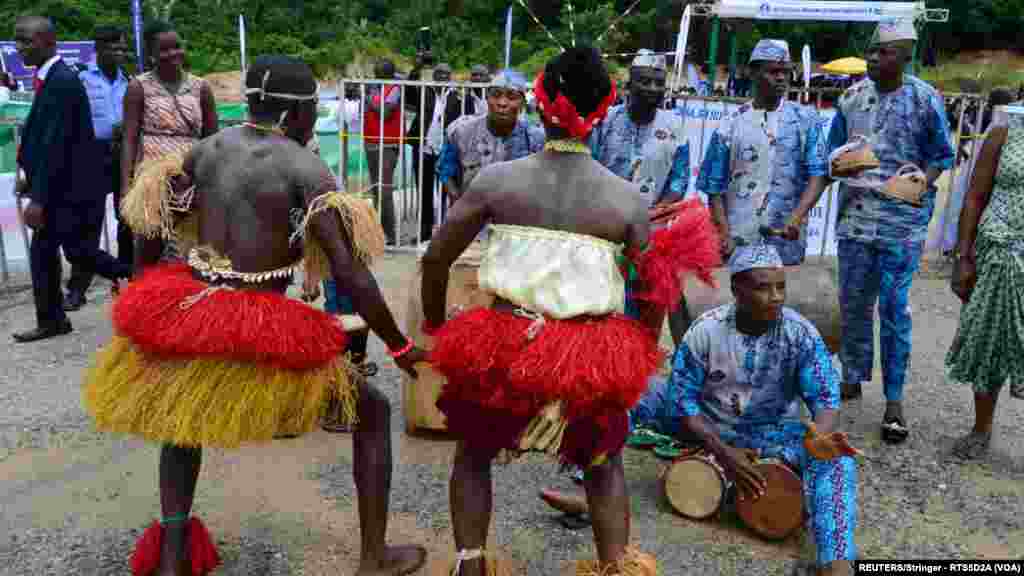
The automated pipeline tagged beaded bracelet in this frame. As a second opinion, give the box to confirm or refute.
[388,340,414,359]
[161,513,189,525]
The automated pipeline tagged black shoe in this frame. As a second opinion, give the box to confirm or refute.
[881,416,910,444]
[63,292,87,312]
[13,320,73,343]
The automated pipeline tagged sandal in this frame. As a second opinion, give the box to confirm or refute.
[558,514,592,530]
[654,441,699,460]
[881,416,909,444]
[952,431,991,460]
[626,428,671,449]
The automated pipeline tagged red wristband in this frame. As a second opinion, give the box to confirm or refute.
[388,340,414,358]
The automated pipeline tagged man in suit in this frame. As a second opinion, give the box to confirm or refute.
[13,15,131,342]
[64,25,132,310]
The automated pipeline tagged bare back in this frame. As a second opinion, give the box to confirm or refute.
[475,152,647,245]
[188,126,327,291]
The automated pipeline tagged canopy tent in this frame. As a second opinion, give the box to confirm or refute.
[822,57,867,75]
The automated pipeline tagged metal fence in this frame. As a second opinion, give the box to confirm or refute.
[335,78,493,253]
[0,86,995,293]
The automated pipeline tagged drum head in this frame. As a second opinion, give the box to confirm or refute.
[664,458,725,520]
[735,461,804,540]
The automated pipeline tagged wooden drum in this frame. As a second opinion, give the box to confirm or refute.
[735,458,804,540]
[402,243,494,434]
[683,257,842,354]
[663,453,731,520]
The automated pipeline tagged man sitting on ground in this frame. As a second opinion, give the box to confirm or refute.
[542,245,860,576]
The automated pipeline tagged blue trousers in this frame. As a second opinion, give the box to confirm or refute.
[837,239,923,402]
[631,377,858,567]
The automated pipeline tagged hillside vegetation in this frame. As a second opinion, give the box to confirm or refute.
[1,0,1020,81]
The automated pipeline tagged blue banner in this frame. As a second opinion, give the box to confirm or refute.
[131,0,144,71]
[504,6,513,69]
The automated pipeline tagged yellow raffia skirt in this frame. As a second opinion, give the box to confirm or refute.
[82,263,358,448]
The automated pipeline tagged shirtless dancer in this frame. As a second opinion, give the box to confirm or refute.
[83,55,427,576]
[422,47,719,575]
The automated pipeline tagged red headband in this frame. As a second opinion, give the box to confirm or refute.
[533,72,617,141]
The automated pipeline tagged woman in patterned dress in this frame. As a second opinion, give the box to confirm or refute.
[947,106,1024,459]
[120,19,217,262]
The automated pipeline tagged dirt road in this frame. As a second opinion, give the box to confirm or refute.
[0,254,1021,575]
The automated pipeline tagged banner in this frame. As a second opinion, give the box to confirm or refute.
[802,44,812,91]
[131,0,144,71]
[715,0,922,22]
[239,14,247,99]
[504,6,513,69]
[674,98,841,256]
[0,42,95,92]
[672,4,692,93]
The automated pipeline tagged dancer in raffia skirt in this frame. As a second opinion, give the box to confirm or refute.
[83,55,428,576]
[421,47,721,576]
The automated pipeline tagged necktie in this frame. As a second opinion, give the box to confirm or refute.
[33,76,43,92]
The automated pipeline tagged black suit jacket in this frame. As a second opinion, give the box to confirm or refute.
[20,59,97,207]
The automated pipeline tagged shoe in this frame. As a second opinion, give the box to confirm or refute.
[63,291,87,312]
[881,416,909,444]
[13,320,73,343]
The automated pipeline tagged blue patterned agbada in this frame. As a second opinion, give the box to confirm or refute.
[589,105,690,207]
[827,75,954,397]
[436,113,545,198]
[630,304,858,567]
[697,101,828,265]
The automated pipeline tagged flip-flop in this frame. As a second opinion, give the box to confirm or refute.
[626,428,670,449]
[654,441,686,460]
[881,416,909,444]
[558,514,592,530]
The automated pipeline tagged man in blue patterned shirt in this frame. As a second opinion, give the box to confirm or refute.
[697,39,829,266]
[789,19,954,444]
[542,245,860,574]
[590,48,691,344]
[436,69,545,204]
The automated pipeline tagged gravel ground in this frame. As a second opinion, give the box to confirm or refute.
[0,253,1022,576]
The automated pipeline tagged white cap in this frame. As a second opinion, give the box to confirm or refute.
[631,49,667,71]
[749,39,791,64]
[871,19,917,45]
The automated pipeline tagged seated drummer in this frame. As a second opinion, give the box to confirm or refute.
[545,245,861,576]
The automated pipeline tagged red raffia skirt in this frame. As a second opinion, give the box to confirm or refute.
[82,263,356,448]
[430,308,663,468]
